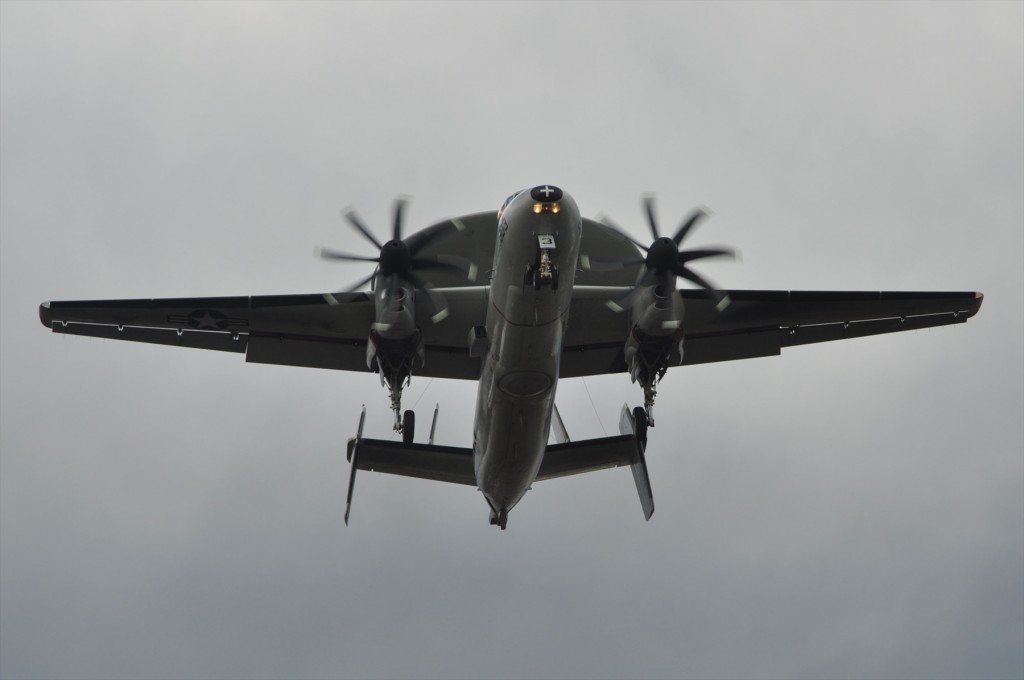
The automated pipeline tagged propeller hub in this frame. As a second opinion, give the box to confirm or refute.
[378,240,412,276]
[646,237,679,273]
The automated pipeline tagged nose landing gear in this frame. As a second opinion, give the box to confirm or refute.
[526,234,559,291]
[489,508,509,530]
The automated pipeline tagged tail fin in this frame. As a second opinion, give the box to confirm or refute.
[620,404,654,521]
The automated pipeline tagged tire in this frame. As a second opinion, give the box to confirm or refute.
[402,410,415,444]
[632,406,649,444]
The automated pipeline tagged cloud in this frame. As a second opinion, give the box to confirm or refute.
[2,3,1021,679]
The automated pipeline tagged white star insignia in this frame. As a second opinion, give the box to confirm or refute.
[194,312,221,329]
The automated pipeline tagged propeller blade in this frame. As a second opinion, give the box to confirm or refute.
[434,253,479,283]
[672,208,708,247]
[392,197,408,243]
[672,262,717,291]
[642,195,661,242]
[606,267,657,313]
[336,270,378,294]
[673,263,731,311]
[343,209,384,251]
[405,220,458,256]
[404,271,450,323]
[596,213,650,252]
[677,247,735,264]
[316,247,380,263]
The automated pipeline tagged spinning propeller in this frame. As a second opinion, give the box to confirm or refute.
[317,198,475,324]
[591,196,736,312]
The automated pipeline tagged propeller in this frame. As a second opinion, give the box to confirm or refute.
[317,197,476,324]
[589,196,736,313]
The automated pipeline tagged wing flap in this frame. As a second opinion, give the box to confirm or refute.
[246,333,366,371]
[682,328,782,365]
[245,333,481,378]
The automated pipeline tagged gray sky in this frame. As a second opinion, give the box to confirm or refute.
[2,2,1021,679]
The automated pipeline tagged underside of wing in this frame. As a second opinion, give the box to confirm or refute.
[40,287,488,380]
[561,288,984,377]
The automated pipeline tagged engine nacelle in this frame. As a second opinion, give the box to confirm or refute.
[632,281,684,337]
[623,324,685,384]
[365,283,425,378]
[374,285,417,340]
[366,328,425,375]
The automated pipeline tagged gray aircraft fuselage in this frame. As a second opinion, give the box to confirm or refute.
[473,187,582,523]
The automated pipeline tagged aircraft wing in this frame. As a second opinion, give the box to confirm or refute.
[39,288,488,380]
[40,286,983,380]
[561,288,984,378]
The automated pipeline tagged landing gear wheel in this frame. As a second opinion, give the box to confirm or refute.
[402,410,415,444]
[489,508,509,529]
[632,406,649,447]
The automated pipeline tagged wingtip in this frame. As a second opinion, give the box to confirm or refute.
[39,301,52,327]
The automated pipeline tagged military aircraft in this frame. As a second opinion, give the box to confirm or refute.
[39,185,983,529]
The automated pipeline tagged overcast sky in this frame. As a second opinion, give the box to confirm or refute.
[2,2,1021,679]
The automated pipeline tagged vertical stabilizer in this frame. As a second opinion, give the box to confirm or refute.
[620,404,655,520]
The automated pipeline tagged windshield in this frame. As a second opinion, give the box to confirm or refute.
[497,190,523,223]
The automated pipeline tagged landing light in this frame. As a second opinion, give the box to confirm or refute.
[532,202,561,214]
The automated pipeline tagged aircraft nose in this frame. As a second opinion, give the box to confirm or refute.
[530,185,563,202]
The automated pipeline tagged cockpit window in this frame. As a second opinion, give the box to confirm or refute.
[497,190,523,223]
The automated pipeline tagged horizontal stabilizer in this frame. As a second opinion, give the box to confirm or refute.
[537,435,638,481]
[348,433,642,486]
[350,438,476,485]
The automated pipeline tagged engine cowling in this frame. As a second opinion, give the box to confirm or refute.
[632,281,684,338]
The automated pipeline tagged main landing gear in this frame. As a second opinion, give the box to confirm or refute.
[387,380,414,443]
[368,330,423,439]
[382,372,415,436]
[402,410,415,444]
[625,327,685,429]
[631,405,649,444]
